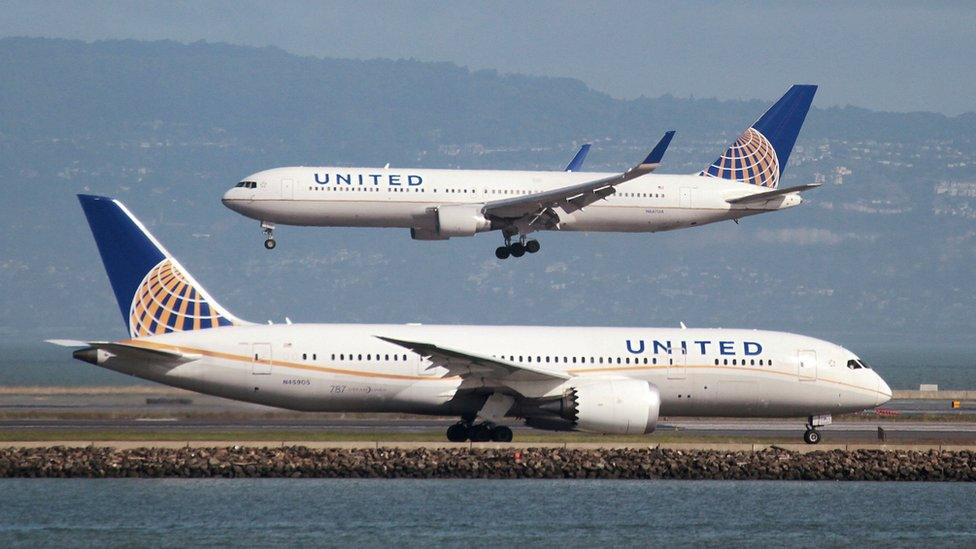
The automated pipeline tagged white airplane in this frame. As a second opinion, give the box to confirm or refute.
[52,195,890,444]
[223,85,822,259]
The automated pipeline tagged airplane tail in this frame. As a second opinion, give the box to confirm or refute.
[700,84,817,188]
[77,195,246,338]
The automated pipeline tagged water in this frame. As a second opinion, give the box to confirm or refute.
[0,479,973,546]
[3,341,973,389]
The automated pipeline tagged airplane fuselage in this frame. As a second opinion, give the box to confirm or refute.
[91,324,889,420]
[222,167,802,238]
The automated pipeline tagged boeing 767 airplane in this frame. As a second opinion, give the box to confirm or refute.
[223,85,821,259]
[51,195,890,443]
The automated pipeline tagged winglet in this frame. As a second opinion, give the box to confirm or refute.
[630,130,676,174]
[565,144,591,172]
[644,131,676,165]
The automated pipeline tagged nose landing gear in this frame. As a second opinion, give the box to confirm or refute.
[803,414,831,444]
[803,429,821,444]
[261,221,276,250]
[495,233,540,260]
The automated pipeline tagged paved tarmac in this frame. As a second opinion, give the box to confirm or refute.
[2,417,975,444]
[2,387,974,445]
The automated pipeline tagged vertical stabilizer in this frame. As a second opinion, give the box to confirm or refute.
[700,84,817,188]
[77,195,245,337]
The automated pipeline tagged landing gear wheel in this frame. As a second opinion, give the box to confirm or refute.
[491,425,513,442]
[510,243,526,258]
[525,240,540,254]
[469,424,493,442]
[803,429,821,445]
[264,238,277,250]
[446,423,469,442]
[495,246,511,260]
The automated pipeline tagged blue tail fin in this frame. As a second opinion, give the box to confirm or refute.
[78,195,244,338]
[565,144,591,171]
[700,84,817,188]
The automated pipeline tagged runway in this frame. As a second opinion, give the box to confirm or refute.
[2,417,975,444]
[2,387,974,445]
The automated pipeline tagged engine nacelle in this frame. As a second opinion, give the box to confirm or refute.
[435,205,490,237]
[538,378,660,435]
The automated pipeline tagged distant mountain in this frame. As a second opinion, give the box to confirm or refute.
[0,37,974,361]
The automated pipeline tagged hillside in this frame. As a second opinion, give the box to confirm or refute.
[0,37,974,356]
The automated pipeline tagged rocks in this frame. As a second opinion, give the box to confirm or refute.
[0,446,972,480]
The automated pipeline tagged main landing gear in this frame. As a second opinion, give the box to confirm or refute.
[803,414,831,444]
[448,393,516,441]
[446,420,514,442]
[495,235,540,260]
[261,221,276,250]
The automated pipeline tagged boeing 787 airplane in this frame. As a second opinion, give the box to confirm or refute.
[223,85,821,259]
[51,195,890,443]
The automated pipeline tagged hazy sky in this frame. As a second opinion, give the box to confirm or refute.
[2,0,974,115]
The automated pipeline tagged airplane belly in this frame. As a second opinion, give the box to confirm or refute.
[231,199,430,228]
[559,206,726,233]
[656,371,862,418]
[116,354,459,414]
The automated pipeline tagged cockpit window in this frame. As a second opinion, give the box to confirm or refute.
[236,181,257,189]
[847,359,861,369]
[857,359,871,369]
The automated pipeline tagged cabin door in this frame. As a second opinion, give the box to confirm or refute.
[251,343,272,375]
[797,350,817,381]
[668,342,687,379]
[281,178,294,200]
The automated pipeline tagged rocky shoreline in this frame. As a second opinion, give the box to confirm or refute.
[1,446,974,480]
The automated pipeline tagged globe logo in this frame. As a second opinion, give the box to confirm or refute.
[128,259,232,337]
[701,127,780,188]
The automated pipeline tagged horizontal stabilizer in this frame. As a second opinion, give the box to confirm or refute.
[726,183,822,205]
[45,339,89,347]
[68,340,200,366]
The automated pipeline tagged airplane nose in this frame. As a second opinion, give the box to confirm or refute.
[221,190,238,210]
[876,375,892,406]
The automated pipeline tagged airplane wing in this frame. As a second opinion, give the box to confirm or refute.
[375,336,569,382]
[564,144,591,171]
[726,183,822,205]
[484,131,676,220]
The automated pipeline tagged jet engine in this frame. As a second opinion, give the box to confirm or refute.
[534,378,660,435]
[434,205,490,237]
